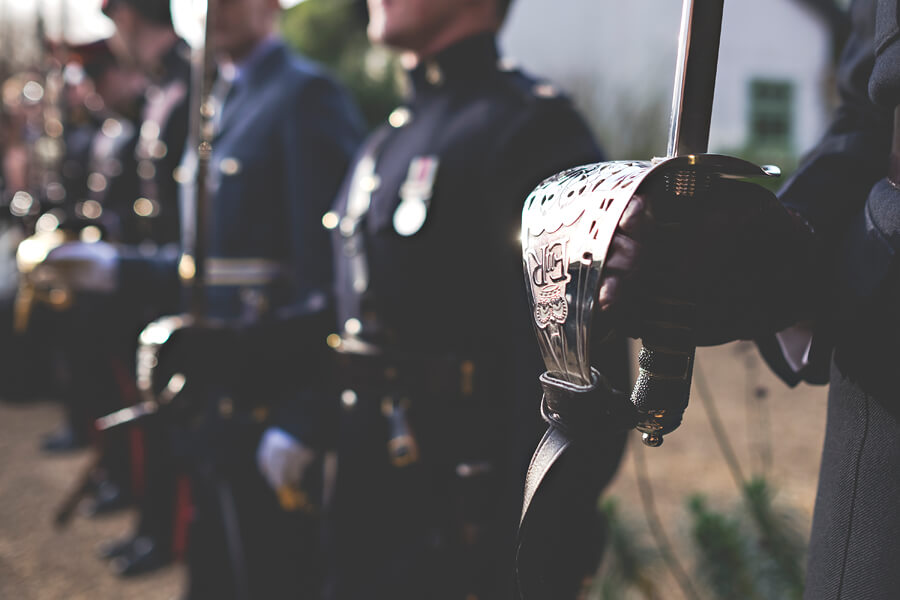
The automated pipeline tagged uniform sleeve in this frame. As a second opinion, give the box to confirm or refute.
[760,0,899,383]
[280,74,365,316]
[831,0,900,328]
[271,74,364,449]
[779,0,892,242]
[117,248,180,312]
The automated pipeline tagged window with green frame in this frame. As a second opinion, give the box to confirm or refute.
[748,79,794,151]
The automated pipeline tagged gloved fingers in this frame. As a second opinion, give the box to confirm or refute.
[256,428,316,492]
[605,234,640,271]
[46,240,117,262]
[617,195,649,238]
[597,275,621,312]
[256,434,286,490]
[40,241,119,293]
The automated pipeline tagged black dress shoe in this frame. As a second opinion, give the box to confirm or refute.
[97,535,137,560]
[40,426,88,453]
[109,536,170,577]
[83,480,131,516]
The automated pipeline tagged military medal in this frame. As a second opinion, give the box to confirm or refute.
[393,198,429,237]
[394,156,438,236]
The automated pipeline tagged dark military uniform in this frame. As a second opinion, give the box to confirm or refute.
[324,33,628,599]
[42,39,147,451]
[126,38,363,599]
[112,39,189,250]
[54,110,141,448]
[756,0,900,597]
[97,38,192,572]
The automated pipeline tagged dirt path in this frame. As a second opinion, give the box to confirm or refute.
[0,399,183,600]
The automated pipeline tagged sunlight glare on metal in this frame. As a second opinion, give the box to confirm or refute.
[174,0,306,47]
[173,0,207,49]
[139,321,174,346]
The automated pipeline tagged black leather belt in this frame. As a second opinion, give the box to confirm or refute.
[333,345,466,394]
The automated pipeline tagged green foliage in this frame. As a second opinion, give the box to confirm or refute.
[280,0,402,129]
[589,499,661,600]
[740,478,805,600]
[688,494,760,600]
[686,478,806,600]
[591,476,806,600]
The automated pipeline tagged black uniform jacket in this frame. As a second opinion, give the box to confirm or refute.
[769,0,900,397]
[761,1,900,598]
[325,33,624,599]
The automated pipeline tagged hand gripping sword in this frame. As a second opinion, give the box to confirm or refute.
[522,0,779,447]
[517,0,778,595]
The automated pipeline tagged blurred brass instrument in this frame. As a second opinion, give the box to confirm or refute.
[12,228,71,333]
[6,4,72,332]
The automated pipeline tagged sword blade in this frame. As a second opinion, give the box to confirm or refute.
[186,0,216,321]
[95,400,159,431]
[666,0,725,157]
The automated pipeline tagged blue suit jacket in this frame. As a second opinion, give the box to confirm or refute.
[120,40,364,438]
[183,40,364,320]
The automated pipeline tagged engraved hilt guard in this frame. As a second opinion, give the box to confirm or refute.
[522,154,778,445]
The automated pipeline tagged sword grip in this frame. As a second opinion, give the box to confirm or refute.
[631,342,695,447]
[631,293,696,448]
[630,169,704,446]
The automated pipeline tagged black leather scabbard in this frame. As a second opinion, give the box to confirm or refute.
[516,369,635,600]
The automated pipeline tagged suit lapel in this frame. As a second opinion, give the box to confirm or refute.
[215,43,286,141]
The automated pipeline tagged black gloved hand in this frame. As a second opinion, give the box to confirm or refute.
[155,319,247,390]
[602,178,819,347]
[687,178,819,345]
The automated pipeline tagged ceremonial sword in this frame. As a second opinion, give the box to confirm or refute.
[517,0,778,595]
[520,0,779,448]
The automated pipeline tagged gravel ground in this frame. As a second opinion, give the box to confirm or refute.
[0,399,183,600]
[0,341,827,600]
[598,341,828,598]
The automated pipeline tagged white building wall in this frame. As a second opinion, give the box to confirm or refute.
[500,0,681,157]
[500,0,834,159]
[712,0,832,154]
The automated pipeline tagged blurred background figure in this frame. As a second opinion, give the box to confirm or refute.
[36,36,148,454]
[98,0,364,597]
[52,0,192,579]
[4,0,191,584]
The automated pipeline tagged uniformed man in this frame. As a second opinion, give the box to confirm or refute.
[107,0,364,597]
[603,0,900,598]
[752,0,900,596]
[253,0,628,597]
[33,0,192,575]
[38,38,145,454]
[91,0,192,574]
